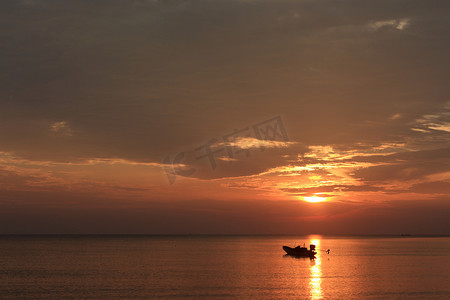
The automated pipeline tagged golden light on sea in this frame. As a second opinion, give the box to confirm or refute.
[309,238,323,299]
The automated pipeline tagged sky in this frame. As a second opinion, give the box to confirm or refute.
[0,0,449,234]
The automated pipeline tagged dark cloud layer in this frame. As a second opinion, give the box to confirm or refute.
[1,0,449,163]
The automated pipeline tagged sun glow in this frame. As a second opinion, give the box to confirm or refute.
[303,195,327,203]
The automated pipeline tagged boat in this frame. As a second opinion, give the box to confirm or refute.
[283,244,317,258]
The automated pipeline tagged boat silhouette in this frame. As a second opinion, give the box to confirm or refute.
[283,244,317,258]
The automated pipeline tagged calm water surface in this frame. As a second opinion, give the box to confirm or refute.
[0,236,449,299]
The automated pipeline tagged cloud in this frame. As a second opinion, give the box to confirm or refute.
[412,105,450,133]
[217,136,294,150]
[369,18,410,30]
[428,123,450,133]
[0,0,449,164]
[0,151,165,196]
[346,147,450,200]
[390,113,402,120]
[50,121,73,136]
[409,181,450,194]
[218,142,450,201]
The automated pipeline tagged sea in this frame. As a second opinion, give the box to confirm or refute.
[0,235,449,299]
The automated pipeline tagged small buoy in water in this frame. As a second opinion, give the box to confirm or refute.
[326,249,330,254]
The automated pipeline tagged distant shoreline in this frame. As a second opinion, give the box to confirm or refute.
[1,234,449,238]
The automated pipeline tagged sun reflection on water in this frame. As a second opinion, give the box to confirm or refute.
[309,238,323,299]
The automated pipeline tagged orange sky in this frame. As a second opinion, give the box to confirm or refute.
[0,0,449,234]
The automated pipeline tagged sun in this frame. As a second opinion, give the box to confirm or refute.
[303,195,327,203]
